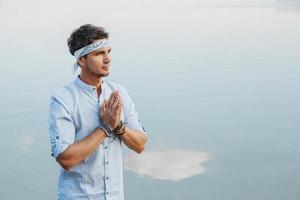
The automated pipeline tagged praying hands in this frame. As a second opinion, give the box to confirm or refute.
[100,90,123,130]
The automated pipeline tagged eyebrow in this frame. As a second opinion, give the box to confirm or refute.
[94,48,112,54]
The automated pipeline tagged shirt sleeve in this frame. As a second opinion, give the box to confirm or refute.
[48,95,75,159]
[120,86,146,133]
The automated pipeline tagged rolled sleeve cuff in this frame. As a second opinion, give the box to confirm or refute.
[51,139,72,159]
[126,116,146,133]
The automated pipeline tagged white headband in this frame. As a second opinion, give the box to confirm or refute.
[73,38,110,72]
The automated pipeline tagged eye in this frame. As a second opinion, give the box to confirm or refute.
[95,52,104,55]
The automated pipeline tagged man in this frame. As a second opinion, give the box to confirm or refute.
[48,24,148,200]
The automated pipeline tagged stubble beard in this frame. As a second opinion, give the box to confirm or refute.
[87,65,110,78]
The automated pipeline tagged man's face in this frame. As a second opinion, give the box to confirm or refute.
[80,46,112,77]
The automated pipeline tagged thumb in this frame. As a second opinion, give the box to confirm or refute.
[104,100,108,110]
[101,100,106,112]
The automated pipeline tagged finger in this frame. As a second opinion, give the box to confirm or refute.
[116,95,122,110]
[101,101,105,112]
[118,95,123,107]
[114,99,121,111]
[116,104,122,122]
[107,91,116,105]
[112,95,121,111]
[100,101,106,119]
[115,102,122,121]
[110,93,118,110]
[108,91,117,109]
[104,100,108,111]
[116,103,122,115]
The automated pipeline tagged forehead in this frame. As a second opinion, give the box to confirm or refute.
[87,47,111,58]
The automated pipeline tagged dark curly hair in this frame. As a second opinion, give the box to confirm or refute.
[67,24,109,56]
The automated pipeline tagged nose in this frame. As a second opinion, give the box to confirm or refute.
[104,53,111,64]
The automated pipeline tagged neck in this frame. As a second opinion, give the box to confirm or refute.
[79,72,103,91]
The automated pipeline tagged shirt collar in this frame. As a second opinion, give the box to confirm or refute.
[75,75,103,92]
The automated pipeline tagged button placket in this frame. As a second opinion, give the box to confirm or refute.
[103,139,110,194]
[91,89,99,105]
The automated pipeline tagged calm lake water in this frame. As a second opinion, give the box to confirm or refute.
[0,0,300,199]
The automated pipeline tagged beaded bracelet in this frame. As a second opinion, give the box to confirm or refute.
[114,121,127,135]
[116,125,126,135]
[98,123,113,137]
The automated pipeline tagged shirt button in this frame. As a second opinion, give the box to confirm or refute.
[106,191,109,194]
[56,136,59,139]
[106,177,109,180]
[104,146,108,149]
[105,162,108,165]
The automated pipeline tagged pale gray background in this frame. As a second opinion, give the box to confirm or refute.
[0,0,299,199]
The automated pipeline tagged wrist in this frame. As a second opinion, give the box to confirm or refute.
[98,123,113,137]
[95,127,108,137]
[114,121,127,135]
[118,126,127,136]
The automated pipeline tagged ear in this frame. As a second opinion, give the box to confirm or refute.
[78,57,86,68]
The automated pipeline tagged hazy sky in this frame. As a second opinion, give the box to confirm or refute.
[0,0,299,73]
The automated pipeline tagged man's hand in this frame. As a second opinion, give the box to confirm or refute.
[56,91,123,171]
[100,91,122,129]
[100,90,147,154]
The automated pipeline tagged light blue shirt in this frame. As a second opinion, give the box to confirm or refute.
[48,76,146,200]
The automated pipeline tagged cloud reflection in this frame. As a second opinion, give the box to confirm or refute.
[124,149,211,181]
[19,134,34,153]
